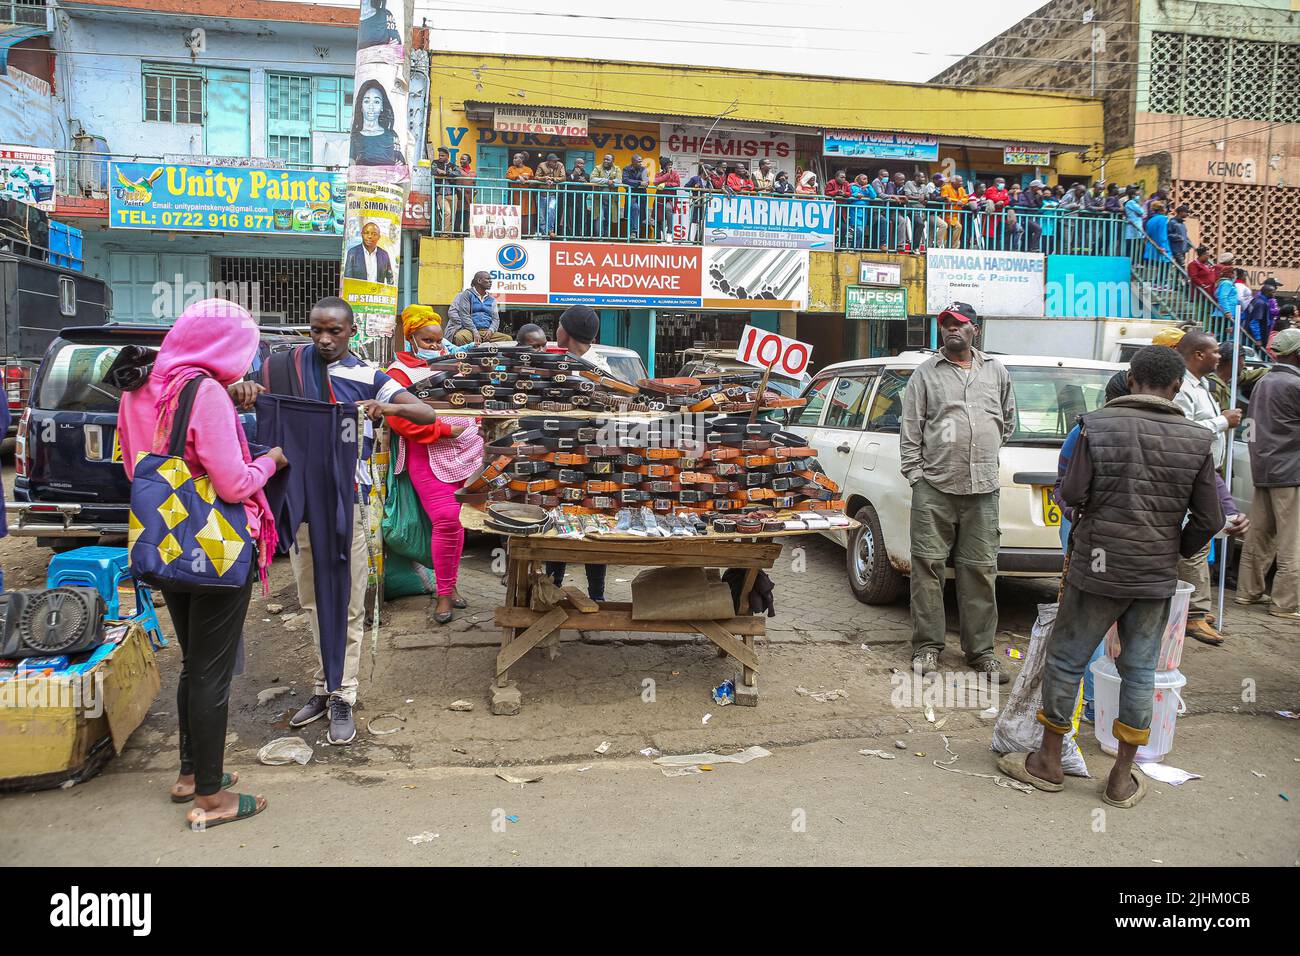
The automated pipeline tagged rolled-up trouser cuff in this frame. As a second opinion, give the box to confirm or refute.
[1036,711,1072,736]
[1112,719,1150,746]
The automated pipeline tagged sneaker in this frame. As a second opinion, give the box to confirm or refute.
[1186,619,1225,646]
[1267,607,1300,622]
[973,657,1010,684]
[911,651,939,675]
[288,694,329,728]
[1082,701,1095,723]
[327,698,357,745]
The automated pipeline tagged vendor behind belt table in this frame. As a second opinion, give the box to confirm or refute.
[448,271,513,347]
[256,296,440,747]
[544,305,615,601]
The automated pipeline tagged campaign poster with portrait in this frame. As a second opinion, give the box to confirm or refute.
[349,58,410,179]
[357,0,406,56]
[341,182,404,340]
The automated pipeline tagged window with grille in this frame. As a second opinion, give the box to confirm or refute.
[2,0,46,27]
[1173,180,1300,271]
[217,256,341,321]
[143,65,204,124]
[1148,32,1300,121]
[266,73,353,164]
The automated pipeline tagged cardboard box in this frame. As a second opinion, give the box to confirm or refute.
[0,624,160,790]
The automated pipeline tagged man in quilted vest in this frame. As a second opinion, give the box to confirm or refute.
[1000,345,1224,808]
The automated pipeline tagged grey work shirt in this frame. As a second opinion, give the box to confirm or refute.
[899,348,1016,495]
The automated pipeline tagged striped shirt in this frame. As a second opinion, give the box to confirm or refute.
[327,354,406,486]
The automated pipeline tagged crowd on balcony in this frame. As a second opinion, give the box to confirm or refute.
[427,149,1223,268]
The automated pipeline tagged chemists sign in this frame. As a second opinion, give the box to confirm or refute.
[926,249,1045,318]
[846,285,907,320]
[109,162,344,235]
[704,195,835,250]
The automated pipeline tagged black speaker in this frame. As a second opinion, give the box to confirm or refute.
[0,587,105,658]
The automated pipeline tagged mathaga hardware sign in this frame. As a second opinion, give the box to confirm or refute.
[704,195,835,250]
[925,249,1045,318]
[109,161,344,235]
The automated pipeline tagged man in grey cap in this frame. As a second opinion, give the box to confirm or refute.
[900,302,1016,682]
[1236,327,1300,620]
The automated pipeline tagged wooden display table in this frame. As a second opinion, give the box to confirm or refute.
[491,533,782,712]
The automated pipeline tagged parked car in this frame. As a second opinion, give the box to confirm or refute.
[0,252,110,446]
[9,323,300,550]
[676,347,811,399]
[588,343,647,385]
[786,351,1124,603]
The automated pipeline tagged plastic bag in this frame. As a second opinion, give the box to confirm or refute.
[383,553,436,599]
[381,454,433,567]
[991,602,1090,777]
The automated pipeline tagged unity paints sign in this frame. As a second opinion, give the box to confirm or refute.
[462,239,809,310]
[823,130,939,162]
[925,249,1046,318]
[703,195,835,250]
[108,162,343,235]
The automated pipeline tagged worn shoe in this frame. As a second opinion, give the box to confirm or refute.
[911,651,939,675]
[1267,607,1300,622]
[1233,594,1269,606]
[1186,619,1225,645]
[288,694,329,728]
[974,657,1010,684]
[327,698,357,745]
[1082,701,1095,723]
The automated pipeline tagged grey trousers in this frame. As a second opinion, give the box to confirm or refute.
[909,479,1000,663]
[1176,540,1212,623]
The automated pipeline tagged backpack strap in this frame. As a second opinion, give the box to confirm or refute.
[165,376,208,458]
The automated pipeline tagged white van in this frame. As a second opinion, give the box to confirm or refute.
[786,351,1125,603]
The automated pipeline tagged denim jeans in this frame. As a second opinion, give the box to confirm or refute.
[1038,583,1169,746]
[539,194,558,236]
[909,479,1000,662]
[1060,517,1106,702]
[627,197,643,238]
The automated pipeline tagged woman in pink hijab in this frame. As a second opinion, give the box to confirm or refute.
[118,298,287,829]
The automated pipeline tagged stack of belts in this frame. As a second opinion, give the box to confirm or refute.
[463,415,847,535]
[407,343,808,414]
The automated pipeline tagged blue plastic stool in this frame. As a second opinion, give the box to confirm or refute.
[47,545,167,648]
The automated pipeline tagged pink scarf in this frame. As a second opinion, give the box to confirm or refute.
[152,299,278,590]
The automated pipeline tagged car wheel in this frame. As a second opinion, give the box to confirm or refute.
[846,504,907,605]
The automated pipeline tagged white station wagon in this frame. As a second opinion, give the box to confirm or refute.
[786,351,1125,603]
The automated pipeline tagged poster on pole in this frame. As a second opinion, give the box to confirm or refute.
[341,0,415,350]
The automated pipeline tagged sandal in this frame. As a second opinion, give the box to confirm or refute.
[452,595,469,609]
[996,751,1064,792]
[434,609,454,625]
[1101,768,1148,809]
[186,793,266,830]
[170,771,237,803]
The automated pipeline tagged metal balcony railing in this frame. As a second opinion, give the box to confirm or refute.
[428,176,1138,257]
[1,0,46,28]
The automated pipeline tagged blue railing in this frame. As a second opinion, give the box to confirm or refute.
[431,176,1136,256]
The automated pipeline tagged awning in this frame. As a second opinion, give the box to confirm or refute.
[0,26,51,77]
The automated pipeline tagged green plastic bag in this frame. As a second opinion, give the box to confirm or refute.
[381,455,433,567]
[384,553,436,598]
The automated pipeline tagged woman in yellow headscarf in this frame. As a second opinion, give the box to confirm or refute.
[385,304,482,623]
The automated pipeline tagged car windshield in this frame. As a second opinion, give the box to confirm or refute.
[35,343,124,413]
[604,354,647,385]
[1007,365,1115,446]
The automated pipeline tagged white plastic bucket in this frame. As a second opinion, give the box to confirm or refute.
[1090,657,1187,763]
[1104,581,1193,672]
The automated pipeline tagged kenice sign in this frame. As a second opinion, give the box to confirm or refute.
[736,325,812,377]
